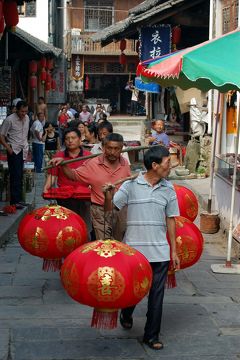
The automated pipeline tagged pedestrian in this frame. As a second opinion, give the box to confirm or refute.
[58,105,70,144]
[104,145,180,350]
[125,80,139,116]
[79,104,92,124]
[147,119,170,147]
[30,112,45,173]
[49,133,131,239]
[35,97,48,121]
[42,122,60,152]
[0,100,29,208]
[91,120,130,164]
[43,128,92,238]
[83,122,98,146]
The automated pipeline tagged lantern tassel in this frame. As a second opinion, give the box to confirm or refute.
[166,268,177,289]
[42,258,62,272]
[91,309,118,329]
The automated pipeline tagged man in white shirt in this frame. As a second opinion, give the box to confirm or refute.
[31,112,44,173]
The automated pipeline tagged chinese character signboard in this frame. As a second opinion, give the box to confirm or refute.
[140,25,171,61]
[72,55,84,80]
[47,55,66,104]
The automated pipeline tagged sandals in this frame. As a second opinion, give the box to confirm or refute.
[143,338,164,350]
[119,312,133,329]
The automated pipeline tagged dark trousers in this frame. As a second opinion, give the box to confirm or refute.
[7,150,24,205]
[121,261,169,341]
[130,100,138,115]
[32,142,44,173]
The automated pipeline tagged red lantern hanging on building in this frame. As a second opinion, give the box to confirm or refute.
[46,58,54,70]
[46,71,52,83]
[40,57,47,68]
[45,81,51,92]
[174,184,198,222]
[119,52,126,65]
[29,60,38,74]
[30,75,37,90]
[51,79,57,91]
[40,68,47,84]
[172,26,181,51]
[18,205,88,271]
[3,0,19,28]
[61,239,152,329]
[119,39,126,52]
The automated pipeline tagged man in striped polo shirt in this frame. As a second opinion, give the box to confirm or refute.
[105,145,180,350]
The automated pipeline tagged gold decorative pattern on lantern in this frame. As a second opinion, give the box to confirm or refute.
[88,267,125,302]
[56,226,82,253]
[114,241,136,256]
[175,217,190,228]
[33,205,71,221]
[185,194,197,219]
[176,235,197,263]
[80,241,102,254]
[133,262,151,298]
[24,227,48,252]
[61,263,79,297]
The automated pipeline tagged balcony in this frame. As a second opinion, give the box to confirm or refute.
[70,34,138,56]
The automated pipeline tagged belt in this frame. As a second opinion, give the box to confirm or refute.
[91,202,103,207]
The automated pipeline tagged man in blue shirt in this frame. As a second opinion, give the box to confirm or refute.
[104,146,180,350]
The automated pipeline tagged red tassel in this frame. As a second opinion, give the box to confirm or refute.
[91,308,118,329]
[166,269,177,289]
[42,258,62,272]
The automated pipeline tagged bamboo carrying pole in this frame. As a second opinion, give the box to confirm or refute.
[43,145,158,170]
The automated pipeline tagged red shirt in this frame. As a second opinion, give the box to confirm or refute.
[50,149,91,191]
[72,154,131,205]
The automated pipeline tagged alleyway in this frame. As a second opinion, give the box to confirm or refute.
[0,174,239,360]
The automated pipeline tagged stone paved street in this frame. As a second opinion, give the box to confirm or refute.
[0,174,240,360]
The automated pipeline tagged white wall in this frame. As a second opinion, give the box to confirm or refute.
[18,0,49,43]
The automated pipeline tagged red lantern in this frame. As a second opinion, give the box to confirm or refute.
[119,52,126,65]
[61,239,152,329]
[51,79,57,91]
[40,57,47,68]
[30,75,37,89]
[40,68,47,83]
[172,26,181,45]
[174,184,198,222]
[46,71,52,83]
[174,216,204,269]
[3,0,19,27]
[18,205,88,271]
[45,81,51,92]
[46,58,54,70]
[29,60,38,74]
[119,39,126,52]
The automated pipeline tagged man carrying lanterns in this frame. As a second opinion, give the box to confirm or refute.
[47,133,131,240]
[104,145,180,350]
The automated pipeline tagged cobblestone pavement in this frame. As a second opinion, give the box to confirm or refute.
[0,174,240,360]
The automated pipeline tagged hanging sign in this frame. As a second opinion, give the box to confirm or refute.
[72,55,84,80]
[140,25,171,61]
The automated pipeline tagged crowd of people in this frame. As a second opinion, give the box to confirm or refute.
[0,97,180,350]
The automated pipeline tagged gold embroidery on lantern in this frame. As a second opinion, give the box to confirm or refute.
[185,194,197,219]
[176,235,197,262]
[61,263,79,296]
[33,205,70,221]
[25,227,48,252]
[133,263,151,298]
[56,226,82,252]
[88,267,125,301]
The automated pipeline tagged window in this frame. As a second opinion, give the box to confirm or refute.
[222,0,238,34]
[84,0,113,32]
[18,1,36,17]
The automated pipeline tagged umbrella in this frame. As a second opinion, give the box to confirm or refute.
[137,28,240,273]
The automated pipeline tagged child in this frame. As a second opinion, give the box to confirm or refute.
[147,119,170,147]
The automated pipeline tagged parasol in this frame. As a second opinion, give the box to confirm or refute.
[137,28,240,274]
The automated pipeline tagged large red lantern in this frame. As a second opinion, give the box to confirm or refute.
[30,75,37,89]
[119,52,126,65]
[174,216,204,269]
[61,239,152,329]
[174,184,198,222]
[18,205,88,271]
[3,0,19,27]
[119,39,126,52]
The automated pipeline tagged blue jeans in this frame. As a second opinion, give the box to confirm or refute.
[32,142,44,173]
